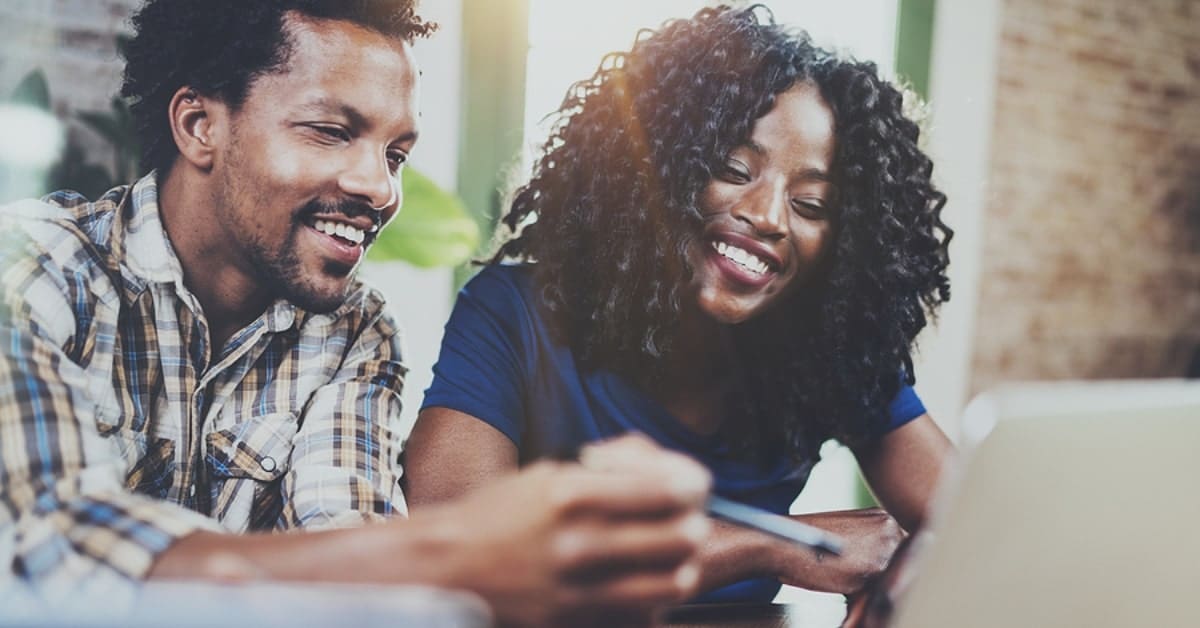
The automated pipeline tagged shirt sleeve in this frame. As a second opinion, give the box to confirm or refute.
[420,267,531,447]
[0,254,220,589]
[884,381,927,432]
[280,306,408,529]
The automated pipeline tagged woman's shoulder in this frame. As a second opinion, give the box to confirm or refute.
[454,263,549,336]
[462,263,535,299]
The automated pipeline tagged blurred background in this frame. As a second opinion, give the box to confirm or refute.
[2,0,1198,607]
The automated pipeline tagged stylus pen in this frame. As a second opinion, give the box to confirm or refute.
[707,495,844,556]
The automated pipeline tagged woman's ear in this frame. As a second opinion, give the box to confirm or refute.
[167,86,218,170]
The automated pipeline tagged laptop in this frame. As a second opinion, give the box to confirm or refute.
[891,379,1200,628]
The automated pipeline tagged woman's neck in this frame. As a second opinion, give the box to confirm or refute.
[645,305,738,436]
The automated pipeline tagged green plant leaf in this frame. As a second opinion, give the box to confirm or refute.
[10,70,51,110]
[367,167,480,268]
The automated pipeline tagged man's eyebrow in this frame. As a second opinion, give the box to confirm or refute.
[298,98,419,143]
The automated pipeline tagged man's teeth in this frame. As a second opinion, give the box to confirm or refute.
[713,241,769,275]
[313,219,365,245]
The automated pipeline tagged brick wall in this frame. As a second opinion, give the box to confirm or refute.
[970,0,1200,392]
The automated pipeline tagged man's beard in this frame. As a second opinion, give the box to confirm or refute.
[246,198,378,314]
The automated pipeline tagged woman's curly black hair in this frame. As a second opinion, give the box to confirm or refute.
[493,5,952,461]
[121,0,434,176]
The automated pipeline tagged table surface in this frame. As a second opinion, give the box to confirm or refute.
[665,603,803,628]
[665,601,847,628]
[3,583,845,628]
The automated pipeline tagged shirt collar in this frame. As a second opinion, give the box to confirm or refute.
[115,172,301,335]
[118,171,187,288]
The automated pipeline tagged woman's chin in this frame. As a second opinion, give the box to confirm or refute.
[696,298,757,326]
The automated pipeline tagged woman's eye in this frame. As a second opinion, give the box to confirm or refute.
[792,199,827,218]
[719,161,751,183]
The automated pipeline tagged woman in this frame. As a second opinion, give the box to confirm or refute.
[407,4,953,603]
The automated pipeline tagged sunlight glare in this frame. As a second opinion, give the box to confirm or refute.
[523,0,899,163]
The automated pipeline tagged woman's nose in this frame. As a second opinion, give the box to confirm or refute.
[731,182,788,238]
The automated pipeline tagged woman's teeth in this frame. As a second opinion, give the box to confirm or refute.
[713,241,769,275]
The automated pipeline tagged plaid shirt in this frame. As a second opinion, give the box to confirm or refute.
[0,173,407,592]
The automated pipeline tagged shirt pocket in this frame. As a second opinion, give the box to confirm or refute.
[205,412,299,530]
[96,419,176,499]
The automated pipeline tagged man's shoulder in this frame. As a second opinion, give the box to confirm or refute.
[0,186,129,336]
[0,185,127,270]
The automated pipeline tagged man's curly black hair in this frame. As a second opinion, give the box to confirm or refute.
[121,0,435,176]
[492,5,952,461]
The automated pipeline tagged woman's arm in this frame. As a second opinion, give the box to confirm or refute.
[403,407,901,595]
[698,413,951,594]
[405,409,948,596]
[405,407,519,507]
[723,414,950,595]
[695,509,904,595]
[852,414,954,532]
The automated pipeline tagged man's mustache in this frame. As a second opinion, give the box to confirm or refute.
[298,198,381,232]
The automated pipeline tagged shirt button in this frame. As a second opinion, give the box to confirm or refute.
[260,457,277,473]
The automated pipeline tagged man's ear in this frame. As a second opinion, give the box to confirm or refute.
[167,86,221,171]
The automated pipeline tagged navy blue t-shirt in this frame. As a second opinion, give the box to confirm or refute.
[422,265,926,602]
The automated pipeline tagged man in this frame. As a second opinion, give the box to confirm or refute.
[0,1,709,626]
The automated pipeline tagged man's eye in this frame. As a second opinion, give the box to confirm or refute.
[386,151,408,172]
[311,125,350,142]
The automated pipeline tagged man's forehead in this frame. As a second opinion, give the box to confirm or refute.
[270,12,419,86]
[245,17,421,133]
[282,11,415,60]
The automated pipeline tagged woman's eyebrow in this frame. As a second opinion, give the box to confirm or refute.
[738,140,831,182]
[795,167,831,182]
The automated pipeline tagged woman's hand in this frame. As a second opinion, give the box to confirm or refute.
[769,508,905,595]
[841,528,933,628]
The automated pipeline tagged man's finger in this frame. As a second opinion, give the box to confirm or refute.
[577,561,701,608]
[553,512,709,575]
[546,466,707,517]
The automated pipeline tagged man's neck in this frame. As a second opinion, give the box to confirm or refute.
[158,167,270,351]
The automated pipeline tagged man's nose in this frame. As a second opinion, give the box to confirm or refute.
[339,149,397,211]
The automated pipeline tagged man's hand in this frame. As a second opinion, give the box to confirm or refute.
[769,508,904,595]
[419,434,712,627]
[150,434,710,627]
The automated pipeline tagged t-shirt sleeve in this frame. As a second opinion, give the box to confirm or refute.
[421,267,532,447]
[884,380,927,432]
